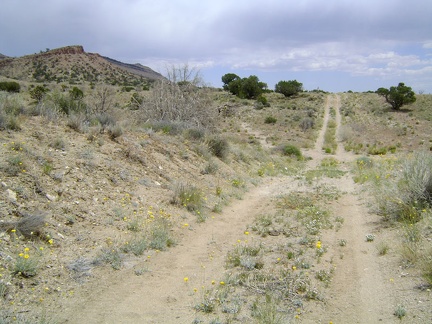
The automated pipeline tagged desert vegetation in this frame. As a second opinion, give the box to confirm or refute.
[0,53,431,322]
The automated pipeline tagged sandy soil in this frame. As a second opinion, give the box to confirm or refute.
[56,94,431,323]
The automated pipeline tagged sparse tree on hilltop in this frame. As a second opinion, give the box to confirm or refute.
[376,83,416,110]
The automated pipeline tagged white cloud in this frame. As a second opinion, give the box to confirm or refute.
[423,41,432,49]
[1,0,431,92]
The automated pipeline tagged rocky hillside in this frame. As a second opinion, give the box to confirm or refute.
[0,45,164,86]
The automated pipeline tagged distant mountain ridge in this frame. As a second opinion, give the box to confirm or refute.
[0,45,164,85]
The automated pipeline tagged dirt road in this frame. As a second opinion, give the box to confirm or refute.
[301,94,398,323]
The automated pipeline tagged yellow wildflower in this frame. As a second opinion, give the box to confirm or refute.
[184,277,189,282]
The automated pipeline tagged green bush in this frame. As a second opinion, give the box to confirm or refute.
[171,183,204,212]
[13,251,39,278]
[208,137,229,159]
[300,117,314,131]
[48,91,86,115]
[0,114,20,131]
[282,144,302,159]
[275,80,303,97]
[29,85,49,102]
[264,116,277,124]
[148,218,175,250]
[184,127,206,140]
[69,86,84,100]
[0,81,20,93]
[107,125,123,140]
[257,95,270,107]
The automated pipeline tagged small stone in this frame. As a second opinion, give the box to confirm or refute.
[46,193,57,201]
[6,189,17,202]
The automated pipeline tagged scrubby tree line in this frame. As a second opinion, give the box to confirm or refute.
[221,73,303,99]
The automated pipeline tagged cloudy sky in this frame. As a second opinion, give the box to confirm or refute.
[1,0,431,92]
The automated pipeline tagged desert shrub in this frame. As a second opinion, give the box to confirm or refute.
[141,79,216,128]
[0,113,21,131]
[0,81,20,93]
[13,251,39,277]
[0,92,25,116]
[29,85,49,102]
[121,238,148,256]
[171,183,205,213]
[300,117,314,131]
[148,218,175,250]
[202,160,219,174]
[50,137,66,150]
[97,247,122,270]
[356,156,373,168]
[184,127,206,140]
[148,120,185,135]
[297,206,331,235]
[208,136,229,159]
[281,144,302,159]
[3,154,26,176]
[66,113,86,132]
[226,242,262,269]
[256,95,270,107]
[107,125,123,140]
[251,295,284,323]
[95,112,116,132]
[367,145,387,155]
[129,92,143,110]
[371,151,432,222]
[0,279,8,299]
[264,116,277,124]
[321,157,339,167]
[69,86,84,100]
[47,91,87,115]
[67,257,94,282]
[15,213,46,238]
